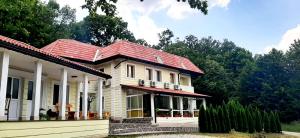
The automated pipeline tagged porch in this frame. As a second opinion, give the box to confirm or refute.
[0,35,111,121]
[121,85,208,124]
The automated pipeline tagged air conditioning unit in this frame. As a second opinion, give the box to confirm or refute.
[164,83,170,89]
[174,85,179,90]
[104,79,111,86]
[138,79,145,86]
[150,81,156,87]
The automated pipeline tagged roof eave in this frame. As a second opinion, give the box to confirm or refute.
[0,41,111,79]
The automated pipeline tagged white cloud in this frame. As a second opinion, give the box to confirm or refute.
[210,0,231,8]
[116,0,231,44]
[264,24,300,53]
[44,0,231,45]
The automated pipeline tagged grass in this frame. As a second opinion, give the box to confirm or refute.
[107,131,297,138]
[282,121,300,132]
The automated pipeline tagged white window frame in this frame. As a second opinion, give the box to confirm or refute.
[145,67,153,81]
[154,70,162,82]
[126,94,144,118]
[126,64,136,79]
[170,72,176,84]
[6,76,21,100]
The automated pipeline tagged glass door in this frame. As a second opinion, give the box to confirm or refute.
[6,77,20,120]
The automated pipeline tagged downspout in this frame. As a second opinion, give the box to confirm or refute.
[114,59,127,69]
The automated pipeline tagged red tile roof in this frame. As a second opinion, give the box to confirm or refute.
[121,84,210,98]
[0,35,111,79]
[42,40,204,74]
[42,39,101,61]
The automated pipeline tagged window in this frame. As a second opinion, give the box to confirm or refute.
[155,96,170,109]
[127,65,135,78]
[53,85,59,105]
[126,95,143,118]
[180,76,189,86]
[170,73,175,84]
[6,77,20,99]
[155,70,161,82]
[146,68,152,80]
[183,98,189,110]
[27,81,33,100]
[173,97,180,110]
[6,77,12,98]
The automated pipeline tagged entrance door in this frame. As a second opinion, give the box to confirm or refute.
[143,94,151,117]
[6,77,20,120]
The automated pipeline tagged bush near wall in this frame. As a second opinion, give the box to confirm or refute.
[198,100,282,133]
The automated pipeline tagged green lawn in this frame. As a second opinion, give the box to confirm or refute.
[282,121,300,132]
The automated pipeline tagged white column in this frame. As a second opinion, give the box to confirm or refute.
[189,98,194,117]
[96,78,103,119]
[82,75,88,120]
[75,81,81,120]
[31,61,42,120]
[179,97,183,117]
[18,78,25,120]
[202,98,207,110]
[58,68,67,120]
[169,96,173,117]
[41,79,48,109]
[150,94,155,122]
[0,52,9,120]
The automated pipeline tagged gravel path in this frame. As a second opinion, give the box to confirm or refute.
[283,131,300,137]
[136,134,218,138]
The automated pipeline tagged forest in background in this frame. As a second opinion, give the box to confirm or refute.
[1,0,300,123]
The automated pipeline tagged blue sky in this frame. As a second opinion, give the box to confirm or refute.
[53,0,300,54]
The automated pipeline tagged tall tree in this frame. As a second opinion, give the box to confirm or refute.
[0,0,76,47]
[77,0,136,46]
[71,15,135,46]
[153,29,174,50]
[82,0,117,16]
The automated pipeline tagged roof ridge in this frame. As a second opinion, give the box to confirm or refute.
[117,40,189,60]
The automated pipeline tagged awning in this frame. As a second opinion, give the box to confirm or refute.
[121,84,210,98]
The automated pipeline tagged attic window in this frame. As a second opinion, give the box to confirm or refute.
[155,56,163,64]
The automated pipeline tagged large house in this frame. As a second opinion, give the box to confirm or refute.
[0,35,208,124]
[42,39,209,123]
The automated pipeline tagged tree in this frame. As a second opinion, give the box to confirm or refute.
[206,107,213,132]
[275,112,282,133]
[217,106,225,132]
[135,39,151,47]
[247,108,255,133]
[270,112,277,133]
[141,0,208,15]
[0,0,76,48]
[223,104,231,132]
[241,109,248,132]
[82,0,117,16]
[211,108,218,132]
[71,15,135,46]
[153,29,174,50]
[255,109,263,132]
[199,105,206,132]
[263,111,270,133]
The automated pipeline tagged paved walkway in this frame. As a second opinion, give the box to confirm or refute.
[157,122,197,127]
[283,131,300,137]
[136,134,217,138]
